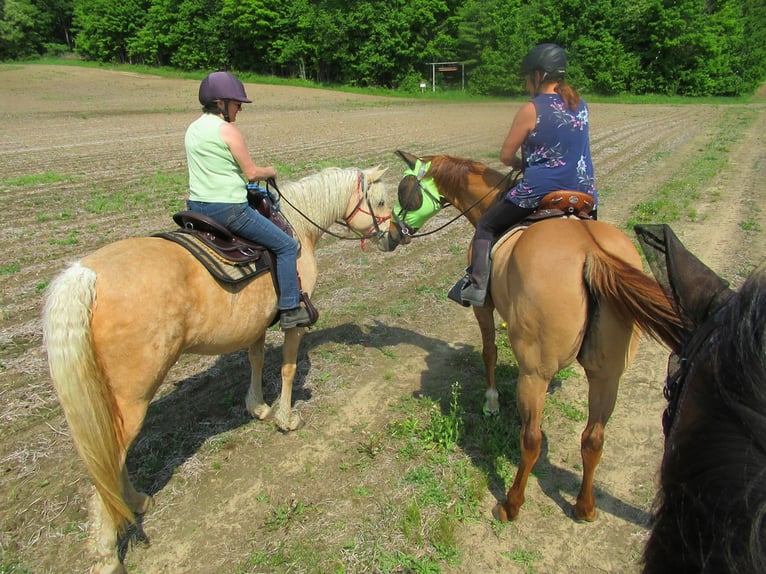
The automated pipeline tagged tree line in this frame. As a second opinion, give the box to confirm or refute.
[2,0,765,97]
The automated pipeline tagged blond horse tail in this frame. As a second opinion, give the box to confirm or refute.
[43,262,134,532]
[584,249,684,351]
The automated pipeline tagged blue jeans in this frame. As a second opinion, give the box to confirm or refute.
[187,201,301,309]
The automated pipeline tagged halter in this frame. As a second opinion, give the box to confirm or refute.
[269,172,390,248]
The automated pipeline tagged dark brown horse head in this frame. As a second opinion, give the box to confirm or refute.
[637,224,766,574]
[635,224,734,346]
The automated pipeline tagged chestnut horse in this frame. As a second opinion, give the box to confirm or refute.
[42,166,390,574]
[381,151,682,523]
[636,224,766,573]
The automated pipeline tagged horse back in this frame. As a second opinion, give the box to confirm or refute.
[490,219,641,319]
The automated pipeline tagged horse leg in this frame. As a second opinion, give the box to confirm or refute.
[473,304,499,415]
[495,372,548,521]
[245,333,271,420]
[574,311,638,521]
[572,381,617,522]
[270,328,305,431]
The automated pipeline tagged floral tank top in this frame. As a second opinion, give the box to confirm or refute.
[506,93,597,209]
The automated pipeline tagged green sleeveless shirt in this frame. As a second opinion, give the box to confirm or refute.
[185,113,246,203]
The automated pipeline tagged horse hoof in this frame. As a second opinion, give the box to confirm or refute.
[572,505,597,522]
[248,403,272,421]
[274,412,304,432]
[492,502,515,522]
[93,560,127,574]
[482,405,500,417]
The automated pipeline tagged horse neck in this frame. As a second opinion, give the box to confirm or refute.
[280,168,358,247]
[431,158,505,227]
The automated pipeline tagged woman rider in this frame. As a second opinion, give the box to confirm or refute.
[185,71,314,330]
[451,43,597,307]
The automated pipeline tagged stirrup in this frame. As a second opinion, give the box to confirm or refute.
[459,283,487,307]
[448,275,471,307]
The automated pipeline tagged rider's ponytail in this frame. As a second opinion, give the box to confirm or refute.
[556,80,581,112]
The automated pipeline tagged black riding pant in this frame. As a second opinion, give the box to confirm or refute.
[473,197,535,244]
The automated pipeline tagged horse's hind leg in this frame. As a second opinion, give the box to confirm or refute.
[495,370,549,521]
[473,304,499,415]
[574,312,639,521]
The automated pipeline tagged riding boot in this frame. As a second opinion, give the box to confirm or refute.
[448,239,492,307]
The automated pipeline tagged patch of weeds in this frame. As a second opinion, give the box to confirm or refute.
[85,188,128,213]
[3,171,74,187]
[374,550,442,574]
[264,498,314,532]
[49,229,79,245]
[0,550,32,574]
[420,382,463,451]
[0,263,21,275]
[35,281,49,293]
[740,219,763,232]
[357,430,384,458]
[547,396,587,423]
[503,547,543,574]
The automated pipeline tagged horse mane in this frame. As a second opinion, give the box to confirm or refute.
[426,154,508,200]
[277,167,384,242]
[644,263,766,573]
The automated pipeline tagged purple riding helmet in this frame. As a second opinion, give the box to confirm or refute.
[198,71,252,105]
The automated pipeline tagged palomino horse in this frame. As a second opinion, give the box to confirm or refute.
[380,151,682,522]
[42,166,390,574]
[636,224,766,573]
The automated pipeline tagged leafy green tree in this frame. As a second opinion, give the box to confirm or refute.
[73,0,149,62]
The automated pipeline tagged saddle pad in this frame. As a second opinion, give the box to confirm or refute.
[154,230,272,285]
[490,214,581,258]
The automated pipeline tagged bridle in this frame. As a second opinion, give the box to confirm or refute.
[662,307,724,438]
[267,172,391,248]
[335,171,391,242]
[394,165,517,240]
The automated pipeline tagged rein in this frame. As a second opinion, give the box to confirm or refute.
[266,172,390,246]
[399,167,518,240]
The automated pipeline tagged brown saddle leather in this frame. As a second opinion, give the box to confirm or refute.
[534,190,595,219]
[172,211,267,264]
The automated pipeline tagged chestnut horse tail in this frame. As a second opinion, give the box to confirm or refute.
[42,263,134,532]
[583,249,683,350]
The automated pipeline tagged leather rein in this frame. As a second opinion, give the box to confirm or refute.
[267,172,391,245]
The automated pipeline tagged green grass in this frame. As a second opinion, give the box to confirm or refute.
[2,171,75,187]
[18,58,758,105]
[627,107,759,228]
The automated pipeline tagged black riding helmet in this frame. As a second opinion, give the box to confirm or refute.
[521,43,567,82]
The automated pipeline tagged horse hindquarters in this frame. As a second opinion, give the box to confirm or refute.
[43,263,134,569]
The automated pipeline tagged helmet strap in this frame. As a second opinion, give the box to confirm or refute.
[219,99,232,123]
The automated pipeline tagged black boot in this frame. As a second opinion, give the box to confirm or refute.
[448,239,492,307]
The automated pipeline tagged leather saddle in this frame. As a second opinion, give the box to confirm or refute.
[527,190,595,222]
[172,211,267,264]
[492,191,596,254]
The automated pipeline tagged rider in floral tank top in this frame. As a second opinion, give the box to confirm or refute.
[450,43,597,308]
[509,92,596,208]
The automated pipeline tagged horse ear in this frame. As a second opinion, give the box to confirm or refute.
[395,150,418,170]
[635,224,734,332]
[365,164,388,182]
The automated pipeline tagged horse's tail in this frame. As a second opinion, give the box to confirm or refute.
[583,249,683,350]
[42,262,134,532]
